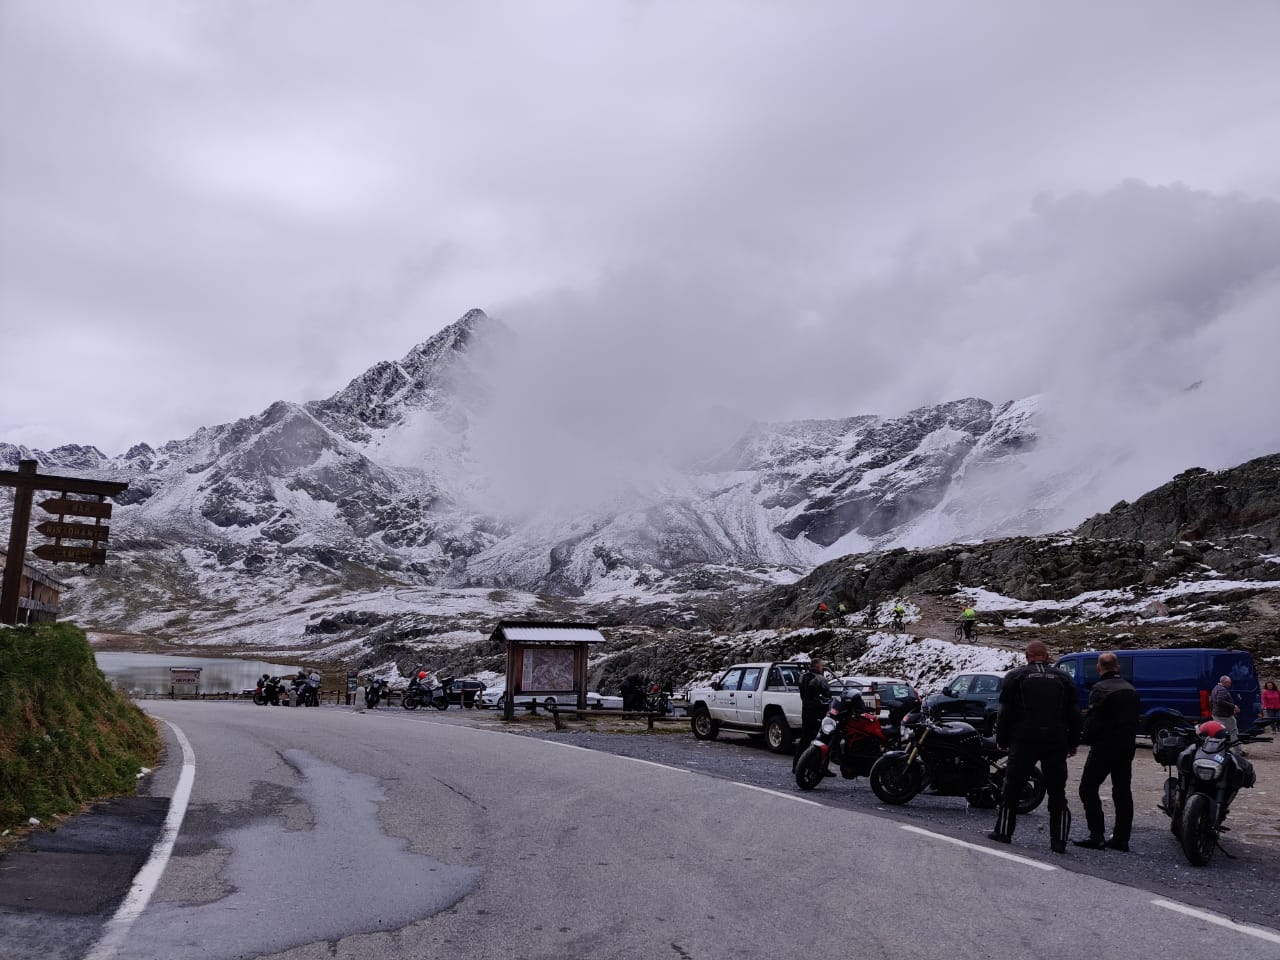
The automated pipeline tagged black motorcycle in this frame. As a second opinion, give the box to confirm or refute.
[364,677,390,709]
[292,672,321,707]
[1152,710,1258,866]
[402,674,451,711]
[795,688,897,790]
[869,713,1046,812]
[252,675,283,706]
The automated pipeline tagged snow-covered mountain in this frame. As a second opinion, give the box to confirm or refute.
[1,309,1076,636]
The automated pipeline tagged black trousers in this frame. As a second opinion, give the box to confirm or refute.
[1003,743,1069,815]
[1078,743,1135,844]
[962,620,973,639]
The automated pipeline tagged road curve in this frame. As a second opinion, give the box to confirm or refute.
[7,701,1279,960]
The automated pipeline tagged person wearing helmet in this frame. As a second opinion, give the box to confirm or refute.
[418,670,428,681]
[960,604,977,641]
[1073,652,1141,853]
[813,602,829,627]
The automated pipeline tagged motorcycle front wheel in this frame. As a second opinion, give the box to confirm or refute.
[869,756,923,805]
[252,691,266,705]
[794,746,826,791]
[1179,793,1217,866]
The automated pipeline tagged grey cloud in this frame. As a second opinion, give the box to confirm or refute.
[2,0,1279,477]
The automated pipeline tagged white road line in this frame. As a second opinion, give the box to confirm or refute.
[616,756,690,774]
[1151,898,1280,945]
[899,825,1056,871]
[731,782,825,807]
[84,719,196,960]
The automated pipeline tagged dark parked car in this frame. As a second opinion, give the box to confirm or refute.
[921,671,1006,734]
[444,678,487,708]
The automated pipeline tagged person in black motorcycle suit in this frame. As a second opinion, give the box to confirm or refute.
[1073,651,1141,853]
[989,640,1082,852]
[794,657,832,773]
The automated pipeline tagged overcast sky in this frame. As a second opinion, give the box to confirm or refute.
[3,1,1279,505]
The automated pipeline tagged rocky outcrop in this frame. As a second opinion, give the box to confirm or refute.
[1076,454,1280,546]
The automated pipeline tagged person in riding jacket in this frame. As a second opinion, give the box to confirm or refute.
[960,605,977,640]
[989,640,1081,852]
[1073,652,1141,852]
[795,658,832,773]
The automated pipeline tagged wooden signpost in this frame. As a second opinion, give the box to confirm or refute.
[0,459,129,626]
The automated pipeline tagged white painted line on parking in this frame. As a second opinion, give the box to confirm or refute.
[1151,899,1280,945]
[731,782,825,807]
[616,756,690,774]
[899,825,1056,871]
[84,719,196,960]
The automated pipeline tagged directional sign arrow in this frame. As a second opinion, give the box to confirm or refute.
[39,498,113,520]
[32,543,107,565]
[36,520,111,541]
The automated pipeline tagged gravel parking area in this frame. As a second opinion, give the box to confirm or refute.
[486,713,1279,930]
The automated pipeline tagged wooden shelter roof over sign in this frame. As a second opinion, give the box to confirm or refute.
[490,621,606,645]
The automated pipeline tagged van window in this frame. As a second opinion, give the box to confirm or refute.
[720,669,743,692]
[1132,653,1195,683]
[740,668,762,692]
[1056,659,1080,682]
[1082,657,1134,684]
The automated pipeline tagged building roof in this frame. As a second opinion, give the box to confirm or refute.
[491,620,607,645]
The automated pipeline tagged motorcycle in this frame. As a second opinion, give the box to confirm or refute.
[1152,710,1257,866]
[364,677,390,709]
[252,675,283,706]
[292,671,321,707]
[869,713,1046,812]
[644,682,672,716]
[402,674,452,711]
[795,687,897,790]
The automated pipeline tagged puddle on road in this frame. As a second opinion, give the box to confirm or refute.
[127,750,481,958]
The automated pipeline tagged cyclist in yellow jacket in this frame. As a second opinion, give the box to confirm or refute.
[960,605,977,641]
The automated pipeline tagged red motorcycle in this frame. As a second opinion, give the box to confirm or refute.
[794,687,894,790]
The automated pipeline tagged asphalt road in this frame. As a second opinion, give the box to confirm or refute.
[2,702,1277,960]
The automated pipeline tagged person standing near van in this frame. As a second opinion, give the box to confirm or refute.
[989,640,1081,853]
[1262,680,1280,733]
[1211,676,1240,742]
[1073,653,1141,852]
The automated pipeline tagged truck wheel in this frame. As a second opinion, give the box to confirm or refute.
[691,706,719,741]
[764,714,793,754]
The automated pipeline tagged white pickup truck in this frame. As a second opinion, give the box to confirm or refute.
[687,661,808,753]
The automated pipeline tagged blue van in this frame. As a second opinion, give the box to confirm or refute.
[1054,648,1262,738]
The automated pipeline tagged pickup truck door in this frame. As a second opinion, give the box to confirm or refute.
[735,667,764,725]
[710,668,743,722]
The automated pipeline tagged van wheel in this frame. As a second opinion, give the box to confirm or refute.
[764,714,793,754]
[691,706,719,740]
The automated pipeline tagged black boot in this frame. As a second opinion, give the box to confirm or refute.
[1072,836,1106,850]
[1050,808,1071,854]
[988,804,1016,843]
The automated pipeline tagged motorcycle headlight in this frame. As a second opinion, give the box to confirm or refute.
[820,717,837,735]
[1193,759,1222,782]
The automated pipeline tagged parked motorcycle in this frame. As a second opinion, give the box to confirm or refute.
[292,671,321,707]
[252,675,283,706]
[795,687,894,790]
[868,713,1046,812]
[402,674,451,711]
[1153,711,1257,866]
[364,677,390,709]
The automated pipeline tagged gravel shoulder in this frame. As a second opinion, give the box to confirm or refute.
[478,711,1279,931]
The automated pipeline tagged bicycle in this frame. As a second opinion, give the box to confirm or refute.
[953,620,967,643]
[889,611,905,633]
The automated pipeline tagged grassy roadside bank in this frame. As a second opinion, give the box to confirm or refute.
[0,622,161,836]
